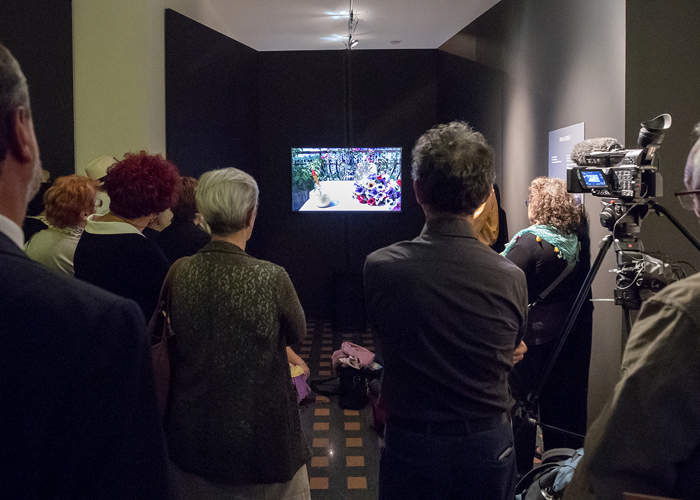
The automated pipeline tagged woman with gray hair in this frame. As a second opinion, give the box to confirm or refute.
[166,168,311,499]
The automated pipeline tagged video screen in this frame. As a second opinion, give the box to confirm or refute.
[292,147,402,212]
[580,169,608,188]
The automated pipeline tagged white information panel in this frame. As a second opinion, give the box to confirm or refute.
[549,122,584,180]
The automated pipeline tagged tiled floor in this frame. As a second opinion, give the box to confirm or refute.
[298,320,382,500]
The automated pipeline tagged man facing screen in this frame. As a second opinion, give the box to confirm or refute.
[364,121,528,500]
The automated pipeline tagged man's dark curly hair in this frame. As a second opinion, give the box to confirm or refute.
[411,121,495,215]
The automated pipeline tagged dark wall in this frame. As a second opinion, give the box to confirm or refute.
[0,0,74,177]
[165,9,259,179]
[163,15,503,321]
[625,1,700,272]
[257,50,436,319]
[444,0,627,420]
[437,51,504,183]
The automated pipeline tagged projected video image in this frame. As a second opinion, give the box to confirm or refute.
[292,147,402,212]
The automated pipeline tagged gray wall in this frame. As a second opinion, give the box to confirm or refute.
[443,0,627,420]
[625,1,700,274]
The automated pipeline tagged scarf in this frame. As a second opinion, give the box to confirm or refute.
[501,224,579,263]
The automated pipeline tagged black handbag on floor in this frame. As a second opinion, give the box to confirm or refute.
[309,363,383,410]
[338,366,370,410]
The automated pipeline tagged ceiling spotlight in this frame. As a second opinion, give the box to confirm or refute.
[338,0,361,50]
[343,37,359,50]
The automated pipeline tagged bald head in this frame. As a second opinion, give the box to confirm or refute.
[0,43,42,226]
[0,43,30,165]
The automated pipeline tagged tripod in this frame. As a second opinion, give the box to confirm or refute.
[516,198,700,445]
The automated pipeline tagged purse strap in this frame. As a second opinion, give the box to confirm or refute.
[149,257,188,338]
[528,243,580,310]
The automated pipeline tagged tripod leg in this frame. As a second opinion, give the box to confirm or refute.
[529,235,614,409]
[649,200,700,252]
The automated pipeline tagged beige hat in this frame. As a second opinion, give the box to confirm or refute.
[85,155,117,181]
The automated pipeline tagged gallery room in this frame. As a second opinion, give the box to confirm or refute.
[2,0,700,498]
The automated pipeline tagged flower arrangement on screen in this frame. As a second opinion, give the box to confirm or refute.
[353,173,401,209]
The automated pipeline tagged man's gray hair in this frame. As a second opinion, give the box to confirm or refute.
[0,43,30,164]
[411,121,495,215]
[196,167,259,235]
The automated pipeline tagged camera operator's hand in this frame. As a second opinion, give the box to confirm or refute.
[513,341,527,365]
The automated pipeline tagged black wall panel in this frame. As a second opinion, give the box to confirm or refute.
[344,50,436,275]
[165,9,259,179]
[437,51,503,182]
[166,15,495,319]
[256,50,348,319]
[256,50,438,319]
[625,1,700,272]
[0,0,74,177]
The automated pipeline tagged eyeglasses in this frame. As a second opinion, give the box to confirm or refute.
[674,189,700,211]
[524,199,530,207]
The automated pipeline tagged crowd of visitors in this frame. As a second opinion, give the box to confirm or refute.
[3,39,700,500]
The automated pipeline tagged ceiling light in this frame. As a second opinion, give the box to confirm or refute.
[339,0,361,50]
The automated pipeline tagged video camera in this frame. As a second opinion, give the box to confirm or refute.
[567,114,672,201]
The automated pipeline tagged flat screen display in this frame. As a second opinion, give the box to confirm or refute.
[292,147,402,212]
[579,169,608,188]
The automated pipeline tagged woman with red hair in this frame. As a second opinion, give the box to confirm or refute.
[74,151,180,319]
[24,175,98,276]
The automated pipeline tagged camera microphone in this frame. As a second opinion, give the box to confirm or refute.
[571,138,623,166]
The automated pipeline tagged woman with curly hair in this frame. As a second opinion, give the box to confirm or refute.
[74,151,180,319]
[24,175,98,276]
[502,176,593,476]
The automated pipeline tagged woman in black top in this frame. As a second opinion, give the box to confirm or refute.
[155,176,210,264]
[74,151,180,319]
[502,177,592,476]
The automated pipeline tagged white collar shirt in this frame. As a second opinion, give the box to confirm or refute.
[0,214,24,249]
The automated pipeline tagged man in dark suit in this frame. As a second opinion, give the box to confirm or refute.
[0,43,173,499]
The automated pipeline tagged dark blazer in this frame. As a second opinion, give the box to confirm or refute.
[0,233,173,500]
[74,231,170,320]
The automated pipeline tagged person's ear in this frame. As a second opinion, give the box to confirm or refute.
[81,210,90,221]
[9,106,35,163]
[413,180,424,205]
[246,206,257,228]
[482,185,494,205]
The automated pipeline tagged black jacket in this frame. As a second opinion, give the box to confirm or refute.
[0,232,172,499]
[155,217,211,264]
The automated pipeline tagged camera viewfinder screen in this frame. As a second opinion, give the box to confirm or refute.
[292,147,402,212]
[580,170,608,188]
